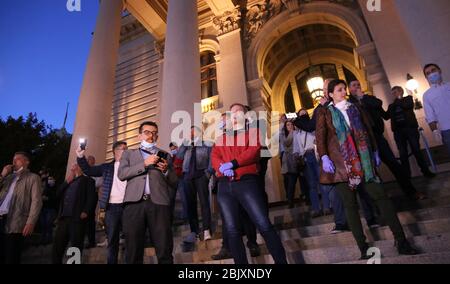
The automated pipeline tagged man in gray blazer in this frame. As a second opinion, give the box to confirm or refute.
[0,152,42,264]
[118,121,178,264]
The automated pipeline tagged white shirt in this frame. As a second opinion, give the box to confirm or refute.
[423,82,450,131]
[109,162,127,204]
[293,130,316,156]
[0,173,19,215]
[334,100,351,127]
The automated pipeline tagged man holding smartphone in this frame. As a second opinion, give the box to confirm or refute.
[118,121,178,264]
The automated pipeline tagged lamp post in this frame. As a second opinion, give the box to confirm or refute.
[406,73,423,109]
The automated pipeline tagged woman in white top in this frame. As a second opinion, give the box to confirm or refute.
[294,109,331,218]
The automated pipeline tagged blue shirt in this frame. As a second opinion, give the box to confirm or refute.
[0,174,18,215]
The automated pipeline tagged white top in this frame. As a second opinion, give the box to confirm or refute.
[109,162,127,204]
[0,174,19,215]
[423,82,450,131]
[293,130,316,156]
[334,100,351,127]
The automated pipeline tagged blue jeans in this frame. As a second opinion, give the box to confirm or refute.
[442,130,450,156]
[105,204,124,264]
[217,176,287,264]
[177,182,188,220]
[321,184,346,226]
[303,151,330,212]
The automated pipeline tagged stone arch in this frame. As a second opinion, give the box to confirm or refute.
[271,48,367,112]
[199,38,220,56]
[246,2,372,82]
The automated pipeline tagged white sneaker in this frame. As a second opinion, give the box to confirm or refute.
[203,230,212,241]
[97,239,108,247]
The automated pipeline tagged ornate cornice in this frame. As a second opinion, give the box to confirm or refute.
[212,6,242,36]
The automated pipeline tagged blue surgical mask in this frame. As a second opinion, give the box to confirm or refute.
[428,72,442,85]
[170,149,178,156]
[141,140,156,149]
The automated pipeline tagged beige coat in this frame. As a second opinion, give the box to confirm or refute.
[0,169,42,234]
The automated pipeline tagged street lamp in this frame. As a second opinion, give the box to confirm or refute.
[405,73,423,109]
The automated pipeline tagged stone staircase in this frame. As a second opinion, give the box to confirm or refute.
[22,170,450,264]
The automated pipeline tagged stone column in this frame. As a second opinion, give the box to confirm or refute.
[212,7,249,110]
[290,79,302,111]
[159,0,201,150]
[67,0,123,176]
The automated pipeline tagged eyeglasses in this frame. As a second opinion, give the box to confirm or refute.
[142,130,158,136]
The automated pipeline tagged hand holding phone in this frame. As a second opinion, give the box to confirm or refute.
[79,138,87,150]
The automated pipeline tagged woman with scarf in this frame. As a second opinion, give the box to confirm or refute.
[316,79,418,259]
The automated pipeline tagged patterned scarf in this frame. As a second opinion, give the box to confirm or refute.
[328,102,379,190]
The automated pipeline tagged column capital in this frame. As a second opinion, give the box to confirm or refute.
[212,6,241,36]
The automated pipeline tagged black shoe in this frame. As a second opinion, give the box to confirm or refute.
[310,210,322,218]
[331,224,349,234]
[359,244,371,260]
[323,209,333,216]
[248,245,261,257]
[211,248,232,260]
[424,172,436,178]
[396,239,419,255]
[367,219,380,229]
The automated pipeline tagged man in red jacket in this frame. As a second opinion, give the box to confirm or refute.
[211,103,287,264]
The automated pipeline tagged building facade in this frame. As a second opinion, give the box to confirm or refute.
[68,0,450,203]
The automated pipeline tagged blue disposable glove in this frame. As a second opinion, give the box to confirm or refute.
[374,151,382,168]
[219,162,234,174]
[321,155,336,174]
[223,169,235,177]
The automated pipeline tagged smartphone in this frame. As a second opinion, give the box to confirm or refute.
[79,138,87,150]
[157,151,168,161]
[286,113,298,119]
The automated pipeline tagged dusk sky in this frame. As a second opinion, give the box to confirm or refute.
[0,0,100,133]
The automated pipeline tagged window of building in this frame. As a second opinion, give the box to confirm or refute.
[200,51,218,100]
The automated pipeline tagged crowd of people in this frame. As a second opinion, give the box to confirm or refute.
[0,63,449,264]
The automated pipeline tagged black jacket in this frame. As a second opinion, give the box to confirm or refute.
[349,94,388,136]
[56,175,96,221]
[386,96,419,132]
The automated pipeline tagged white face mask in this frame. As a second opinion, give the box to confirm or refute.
[48,180,56,187]
[14,167,24,174]
[170,149,178,156]
[141,140,157,149]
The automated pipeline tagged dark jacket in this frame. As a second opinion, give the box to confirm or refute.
[118,148,178,206]
[316,103,378,185]
[294,101,331,132]
[386,95,419,132]
[56,175,96,221]
[349,94,388,136]
[77,157,115,210]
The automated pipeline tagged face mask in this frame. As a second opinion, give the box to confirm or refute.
[14,167,24,174]
[170,149,178,156]
[48,180,56,187]
[428,72,442,85]
[141,140,156,149]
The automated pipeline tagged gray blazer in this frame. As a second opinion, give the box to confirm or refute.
[0,169,43,234]
[118,148,178,206]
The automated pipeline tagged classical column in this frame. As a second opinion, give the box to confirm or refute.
[159,0,201,150]
[212,6,249,110]
[67,0,123,175]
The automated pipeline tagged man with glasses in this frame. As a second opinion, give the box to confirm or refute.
[118,121,178,264]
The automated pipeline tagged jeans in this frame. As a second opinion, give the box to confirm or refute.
[321,184,346,226]
[105,203,124,264]
[442,130,450,157]
[283,173,298,204]
[178,181,188,220]
[184,175,212,233]
[303,151,329,212]
[394,128,431,177]
[337,182,406,251]
[375,134,416,196]
[217,176,287,264]
[39,208,56,243]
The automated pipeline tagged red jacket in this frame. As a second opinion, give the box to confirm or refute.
[211,128,261,181]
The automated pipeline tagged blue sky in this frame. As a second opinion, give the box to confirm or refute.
[0,0,100,133]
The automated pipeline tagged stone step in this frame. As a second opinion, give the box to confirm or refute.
[202,232,450,264]
[172,203,450,242]
[165,216,450,264]
[339,251,450,264]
